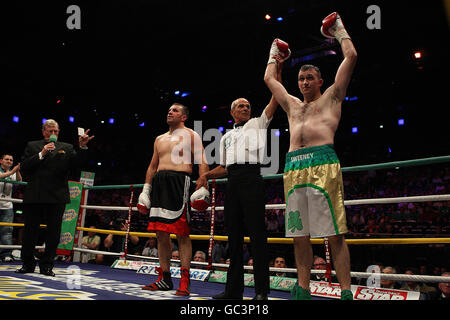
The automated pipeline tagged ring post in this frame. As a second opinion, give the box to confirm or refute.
[207,180,216,270]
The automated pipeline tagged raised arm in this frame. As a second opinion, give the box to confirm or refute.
[263,59,284,120]
[321,12,357,102]
[331,38,357,101]
[264,39,295,115]
[0,164,20,179]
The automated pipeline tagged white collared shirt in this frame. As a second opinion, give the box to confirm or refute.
[220,111,272,167]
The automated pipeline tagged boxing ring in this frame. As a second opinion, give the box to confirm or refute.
[1,155,450,301]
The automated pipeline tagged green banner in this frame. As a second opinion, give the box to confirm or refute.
[208,270,297,292]
[56,181,83,255]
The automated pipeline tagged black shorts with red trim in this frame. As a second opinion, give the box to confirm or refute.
[147,170,191,236]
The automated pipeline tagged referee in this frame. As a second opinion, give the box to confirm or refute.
[197,90,281,299]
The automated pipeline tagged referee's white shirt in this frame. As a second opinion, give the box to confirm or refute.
[220,111,272,167]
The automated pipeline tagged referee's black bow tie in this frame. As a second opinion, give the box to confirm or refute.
[234,121,247,128]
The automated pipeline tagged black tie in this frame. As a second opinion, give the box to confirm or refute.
[234,121,247,128]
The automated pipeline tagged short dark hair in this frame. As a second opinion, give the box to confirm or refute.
[299,64,322,79]
[1,153,13,160]
[171,102,189,120]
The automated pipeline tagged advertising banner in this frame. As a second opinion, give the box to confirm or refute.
[56,181,83,255]
[112,260,211,282]
[207,271,420,300]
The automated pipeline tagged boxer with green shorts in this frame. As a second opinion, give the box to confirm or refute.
[264,12,357,300]
[284,144,348,238]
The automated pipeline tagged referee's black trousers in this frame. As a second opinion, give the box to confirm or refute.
[224,164,269,296]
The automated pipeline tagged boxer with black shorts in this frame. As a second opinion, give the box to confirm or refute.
[138,103,209,296]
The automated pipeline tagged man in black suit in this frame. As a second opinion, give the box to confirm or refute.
[16,119,94,276]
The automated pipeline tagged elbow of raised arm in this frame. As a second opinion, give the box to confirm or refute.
[347,48,357,61]
[264,67,275,84]
[263,73,271,84]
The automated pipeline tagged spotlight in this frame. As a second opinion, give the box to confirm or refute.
[274,129,281,137]
[218,126,224,133]
[413,51,422,59]
[12,116,19,123]
[398,119,405,126]
[352,127,358,133]
[42,118,47,124]
[181,92,190,97]
[139,122,145,127]
[69,116,75,123]
[265,14,271,20]
[174,91,180,95]
[109,118,115,124]
[276,17,283,21]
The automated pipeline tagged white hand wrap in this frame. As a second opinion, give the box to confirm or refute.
[137,183,152,212]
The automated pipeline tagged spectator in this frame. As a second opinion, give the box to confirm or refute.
[312,256,328,281]
[272,256,289,277]
[142,237,158,258]
[437,272,450,301]
[0,153,22,262]
[81,227,101,263]
[246,258,254,274]
[96,219,139,266]
[212,240,227,263]
[399,267,437,300]
[193,250,206,262]
[380,266,401,289]
[265,212,279,233]
[171,250,180,267]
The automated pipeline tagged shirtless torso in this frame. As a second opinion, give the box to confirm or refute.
[264,38,357,153]
[285,88,341,152]
[154,127,198,174]
[143,103,208,187]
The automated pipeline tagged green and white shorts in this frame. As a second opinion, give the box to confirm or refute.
[283,145,348,238]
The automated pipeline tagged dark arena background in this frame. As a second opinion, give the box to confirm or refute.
[0,0,449,311]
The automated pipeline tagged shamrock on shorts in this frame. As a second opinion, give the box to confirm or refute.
[288,210,303,233]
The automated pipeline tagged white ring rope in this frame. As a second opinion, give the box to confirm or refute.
[1,244,447,283]
[2,184,448,285]
[1,193,449,211]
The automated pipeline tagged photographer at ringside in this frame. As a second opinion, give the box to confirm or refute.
[96,218,140,266]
